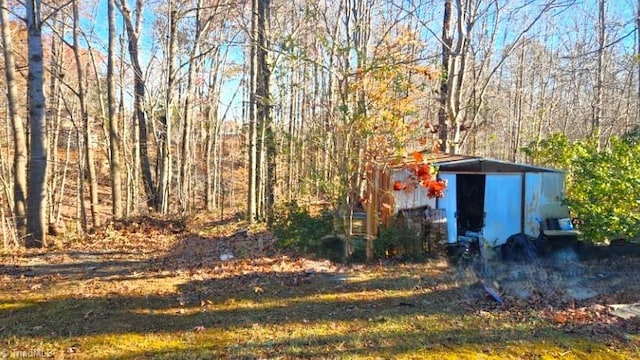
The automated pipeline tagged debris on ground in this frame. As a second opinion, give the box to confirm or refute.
[609,303,640,320]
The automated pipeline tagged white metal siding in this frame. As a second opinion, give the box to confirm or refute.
[524,173,543,236]
[524,172,567,237]
[437,173,457,243]
[483,174,523,246]
[541,172,565,203]
[390,169,437,212]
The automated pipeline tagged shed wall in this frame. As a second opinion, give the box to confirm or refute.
[483,173,523,246]
[390,169,437,212]
[524,173,543,236]
[524,172,567,237]
[437,173,458,243]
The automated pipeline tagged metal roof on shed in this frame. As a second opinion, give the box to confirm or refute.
[435,156,563,173]
[385,151,563,173]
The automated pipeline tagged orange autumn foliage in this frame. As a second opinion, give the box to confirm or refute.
[392,152,446,198]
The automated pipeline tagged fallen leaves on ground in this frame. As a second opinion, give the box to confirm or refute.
[0,214,639,358]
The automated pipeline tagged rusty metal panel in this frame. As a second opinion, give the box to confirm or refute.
[525,173,543,237]
[524,172,567,237]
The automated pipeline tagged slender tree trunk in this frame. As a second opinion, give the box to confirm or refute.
[0,0,28,238]
[47,14,65,226]
[119,34,136,216]
[180,0,210,213]
[205,62,219,212]
[593,0,605,149]
[256,0,274,225]
[438,0,453,151]
[247,0,259,223]
[446,0,471,154]
[108,0,123,218]
[25,0,48,247]
[636,0,639,121]
[117,0,156,209]
[511,43,525,162]
[286,69,297,201]
[72,0,100,228]
[159,3,176,214]
[204,101,218,212]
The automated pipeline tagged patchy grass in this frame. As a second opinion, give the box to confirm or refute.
[1,215,639,359]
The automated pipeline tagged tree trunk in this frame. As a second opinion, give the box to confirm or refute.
[0,0,28,238]
[593,0,606,149]
[72,0,100,228]
[256,0,274,225]
[47,13,66,226]
[511,42,525,162]
[180,0,211,213]
[247,0,259,223]
[204,100,218,212]
[438,0,453,151]
[159,3,177,214]
[637,0,640,117]
[117,0,156,209]
[107,0,123,219]
[25,0,48,247]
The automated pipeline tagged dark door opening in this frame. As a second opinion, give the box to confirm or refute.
[456,174,486,234]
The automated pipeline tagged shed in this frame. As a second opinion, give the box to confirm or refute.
[366,152,568,250]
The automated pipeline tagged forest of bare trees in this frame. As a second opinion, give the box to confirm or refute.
[1,0,639,248]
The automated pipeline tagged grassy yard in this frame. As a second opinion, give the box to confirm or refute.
[1,216,638,359]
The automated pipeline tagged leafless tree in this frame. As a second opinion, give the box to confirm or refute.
[108,0,124,219]
[0,0,28,239]
[24,0,49,247]
[116,0,156,210]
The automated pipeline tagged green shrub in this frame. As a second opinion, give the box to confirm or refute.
[522,133,574,171]
[374,225,423,260]
[567,136,640,242]
[272,201,333,253]
[524,132,640,243]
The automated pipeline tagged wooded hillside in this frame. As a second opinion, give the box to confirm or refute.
[1,0,639,247]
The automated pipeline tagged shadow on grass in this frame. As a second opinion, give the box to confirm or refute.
[111,326,569,360]
[0,278,584,360]
[1,237,636,358]
[2,220,637,357]
[0,274,467,336]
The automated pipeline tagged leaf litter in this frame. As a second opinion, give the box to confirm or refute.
[0,214,638,358]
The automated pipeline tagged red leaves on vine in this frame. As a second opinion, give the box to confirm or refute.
[416,164,431,179]
[425,179,447,198]
[392,154,447,198]
[393,180,407,191]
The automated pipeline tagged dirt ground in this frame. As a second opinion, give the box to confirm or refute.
[1,215,639,359]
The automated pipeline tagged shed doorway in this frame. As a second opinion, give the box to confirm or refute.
[456,174,486,236]
[438,172,524,245]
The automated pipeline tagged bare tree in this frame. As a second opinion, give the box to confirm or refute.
[108,0,123,218]
[178,0,215,213]
[25,0,48,247]
[158,0,177,214]
[116,0,156,210]
[593,0,606,148]
[430,0,570,153]
[257,0,274,225]
[438,0,454,150]
[71,0,100,229]
[0,0,28,238]
[247,0,260,223]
